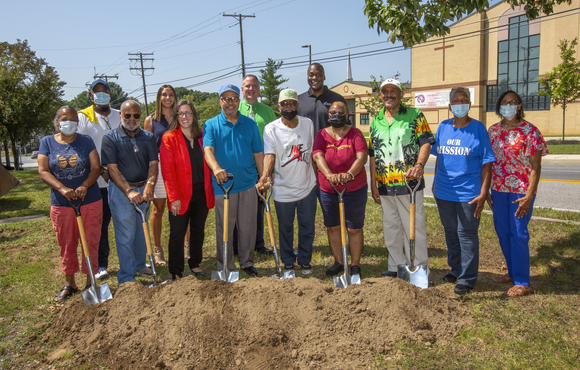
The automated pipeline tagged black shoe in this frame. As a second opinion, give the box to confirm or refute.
[172,274,182,281]
[283,263,295,271]
[382,270,397,277]
[454,283,473,295]
[442,273,457,283]
[350,265,362,277]
[243,266,258,276]
[193,270,205,278]
[326,262,343,277]
[255,247,274,256]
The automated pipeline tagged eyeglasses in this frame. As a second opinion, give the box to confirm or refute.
[177,112,193,117]
[220,97,240,104]
[130,138,139,153]
[329,110,345,115]
[280,101,298,108]
[501,100,519,106]
[123,113,141,120]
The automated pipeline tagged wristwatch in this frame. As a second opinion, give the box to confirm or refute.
[416,162,424,168]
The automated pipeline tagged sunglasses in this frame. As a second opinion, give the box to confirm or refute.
[280,101,298,108]
[123,113,141,120]
[130,138,139,153]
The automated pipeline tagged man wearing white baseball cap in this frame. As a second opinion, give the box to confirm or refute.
[368,78,435,277]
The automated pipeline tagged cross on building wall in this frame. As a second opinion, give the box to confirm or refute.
[434,36,454,81]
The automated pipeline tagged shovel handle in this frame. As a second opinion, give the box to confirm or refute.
[76,216,91,259]
[265,210,277,250]
[218,173,235,199]
[255,182,272,212]
[133,200,151,223]
[338,203,347,246]
[223,198,229,242]
[410,203,416,241]
[67,198,83,217]
[142,221,154,256]
[330,182,347,203]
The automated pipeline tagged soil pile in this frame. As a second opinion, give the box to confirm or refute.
[46,277,472,369]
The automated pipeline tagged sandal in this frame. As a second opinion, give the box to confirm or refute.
[55,286,79,303]
[493,274,513,284]
[506,285,534,297]
[154,246,167,266]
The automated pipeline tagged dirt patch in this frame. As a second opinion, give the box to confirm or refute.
[44,277,472,369]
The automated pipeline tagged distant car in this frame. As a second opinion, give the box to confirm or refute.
[31,151,39,159]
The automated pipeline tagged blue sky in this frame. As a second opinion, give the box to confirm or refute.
[2,0,411,102]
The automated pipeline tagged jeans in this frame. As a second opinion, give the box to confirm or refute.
[491,190,535,286]
[109,181,148,285]
[98,187,112,269]
[435,198,480,288]
[274,187,317,265]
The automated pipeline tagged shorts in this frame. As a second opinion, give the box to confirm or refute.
[319,184,367,229]
[154,157,167,199]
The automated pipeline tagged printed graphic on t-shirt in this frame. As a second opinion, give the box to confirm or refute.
[326,144,352,151]
[51,149,87,180]
[282,143,310,167]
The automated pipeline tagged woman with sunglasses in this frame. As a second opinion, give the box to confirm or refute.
[312,101,368,278]
[487,90,549,297]
[38,106,102,302]
[143,85,176,266]
[160,99,214,280]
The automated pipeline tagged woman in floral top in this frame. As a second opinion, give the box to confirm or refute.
[487,90,548,297]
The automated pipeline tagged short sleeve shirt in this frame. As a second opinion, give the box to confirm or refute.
[431,118,496,202]
[312,126,368,194]
[297,86,347,135]
[101,127,158,183]
[488,121,548,194]
[39,134,101,206]
[239,100,277,139]
[202,111,264,195]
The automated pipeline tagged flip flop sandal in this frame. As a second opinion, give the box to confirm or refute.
[506,285,534,297]
[493,274,513,283]
[55,286,79,302]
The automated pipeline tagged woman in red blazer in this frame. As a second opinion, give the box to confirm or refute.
[160,99,215,280]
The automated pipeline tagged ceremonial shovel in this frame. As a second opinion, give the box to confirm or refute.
[134,201,170,287]
[211,174,239,282]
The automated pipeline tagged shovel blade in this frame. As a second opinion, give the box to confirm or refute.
[397,264,430,289]
[271,270,295,279]
[211,270,239,283]
[81,283,112,306]
[147,279,171,288]
[334,273,360,289]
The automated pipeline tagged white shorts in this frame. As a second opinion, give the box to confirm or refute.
[154,157,167,199]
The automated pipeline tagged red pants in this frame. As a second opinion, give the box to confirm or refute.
[50,200,102,276]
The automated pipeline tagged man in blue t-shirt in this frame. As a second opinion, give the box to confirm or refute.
[203,84,265,277]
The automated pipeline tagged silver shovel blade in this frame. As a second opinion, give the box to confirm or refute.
[211,270,240,282]
[81,283,113,306]
[147,279,171,288]
[271,270,295,279]
[333,273,361,289]
[397,264,430,289]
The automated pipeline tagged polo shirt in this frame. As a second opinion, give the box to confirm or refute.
[202,111,264,195]
[239,100,277,139]
[101,126,158,183]
[368,105,435,196]
[297,86,346,135]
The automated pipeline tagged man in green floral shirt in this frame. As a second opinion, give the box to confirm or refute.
[368,78,435,277]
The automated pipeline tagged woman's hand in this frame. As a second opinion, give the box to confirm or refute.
[74,185,88,201]
[513,195,533,218]
[59,186,77,201]
[468,193,487,219]
[171,200,182,216]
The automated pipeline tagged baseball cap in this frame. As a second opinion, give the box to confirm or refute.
[380,78,402,91]
[278,89,298,103]
[90,79,110,92]
[218,84,240,97]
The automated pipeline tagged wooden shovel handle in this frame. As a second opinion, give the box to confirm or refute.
[223,199,229,242]
[76,216,91,258]
[266,211,276,248]
[143,222,154,255]
[339,203,347,246]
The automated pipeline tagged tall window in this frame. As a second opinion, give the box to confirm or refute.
[360,113,369,125]
[487,15,550,111]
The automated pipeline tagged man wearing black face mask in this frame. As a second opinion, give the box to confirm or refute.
[258,89,317,275]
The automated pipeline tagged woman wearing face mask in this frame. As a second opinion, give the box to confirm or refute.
[312,101,368,278]
[38,106,103,302]
[487,90,548,297]
[431,87,496,295]
[160,100,214,280]
[143,85,178,266]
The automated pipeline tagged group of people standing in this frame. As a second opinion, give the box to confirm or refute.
[38,63,547,302]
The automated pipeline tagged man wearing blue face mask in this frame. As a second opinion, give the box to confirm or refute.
[430,87,496,295]
[77,79,122,281]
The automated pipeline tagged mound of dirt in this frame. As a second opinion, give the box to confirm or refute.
[45,277,472,369]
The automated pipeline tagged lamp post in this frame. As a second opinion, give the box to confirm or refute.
[302,45,311,65]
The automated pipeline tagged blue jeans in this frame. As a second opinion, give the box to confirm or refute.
[435,198,480,288]
[274,187,317,265]
[491,190,535,286]
[109,181,149,285]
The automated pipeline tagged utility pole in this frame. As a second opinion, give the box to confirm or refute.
[302,45,311,66]
[93,73,119,83]
[223,13,255,77]
[128,52,154,115]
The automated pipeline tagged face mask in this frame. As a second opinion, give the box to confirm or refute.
[281,109,297,121]
[328,114,347,128]
[450,104,470,118]
[500,104,518,121]
[93,92,111,105]
[59,121,78,136]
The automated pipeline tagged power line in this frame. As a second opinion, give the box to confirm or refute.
[223,13,256,77]
[129,52,155,115]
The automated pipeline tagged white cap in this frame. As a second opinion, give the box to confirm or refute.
[380,78,402,91]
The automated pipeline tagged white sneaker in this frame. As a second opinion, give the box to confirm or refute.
[95,268,108,280]
[137,267,153,276]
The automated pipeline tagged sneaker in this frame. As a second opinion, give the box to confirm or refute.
[442,273,457,283]
[301,264,313,275]
[283,263,295,271]
[454,283,473,295]
[95,267,108,280]
[326,262,343,277]
[137,267,153,276]
[350,265,362,277]
[255,247,274,256]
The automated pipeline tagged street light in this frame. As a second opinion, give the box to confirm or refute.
[302,45,311,66]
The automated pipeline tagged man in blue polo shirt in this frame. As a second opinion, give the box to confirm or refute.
[203,84,265,277]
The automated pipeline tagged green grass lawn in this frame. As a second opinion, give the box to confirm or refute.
[546,144,580,155]
[1,169,579,369]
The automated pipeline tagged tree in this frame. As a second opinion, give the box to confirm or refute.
[363,0,572,48]
[353,72,411,118]
[68,90,92,111]
[0,40,65,169]
[259,58,288,107]
[539,38,580,141]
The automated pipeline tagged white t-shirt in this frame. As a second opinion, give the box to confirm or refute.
[263,116,317,202]
[77,108,121,188]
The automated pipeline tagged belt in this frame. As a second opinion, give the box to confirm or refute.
[127,181,147,187]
